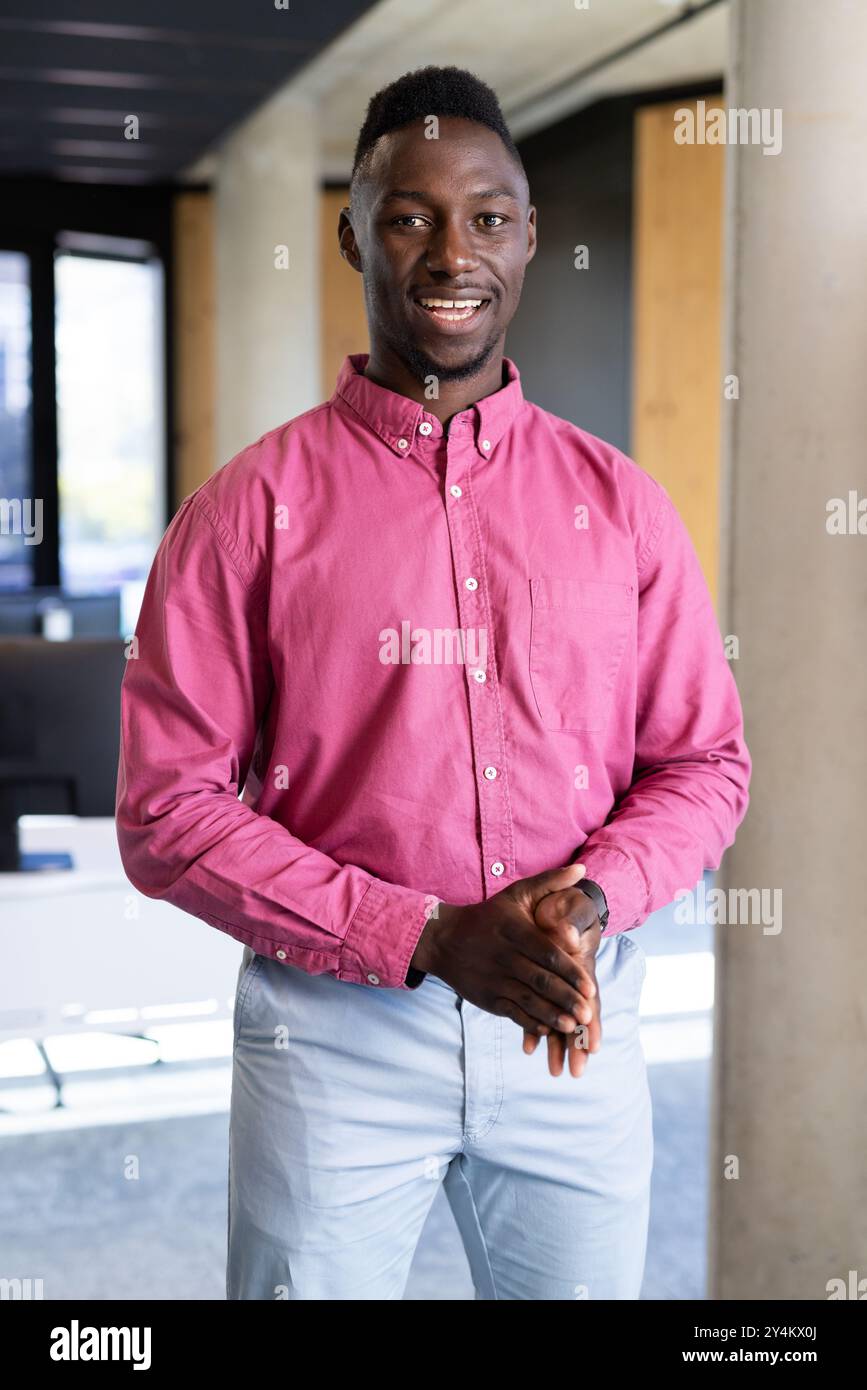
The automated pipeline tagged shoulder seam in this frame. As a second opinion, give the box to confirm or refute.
[188,492,263,594]
[635,480,670,581]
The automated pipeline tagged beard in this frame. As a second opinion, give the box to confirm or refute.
[387,318,502,386]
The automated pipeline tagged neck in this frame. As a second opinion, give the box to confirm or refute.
[363,342,506,428]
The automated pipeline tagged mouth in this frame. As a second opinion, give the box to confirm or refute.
[412,295,492,334]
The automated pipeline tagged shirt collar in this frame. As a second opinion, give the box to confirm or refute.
[332,351,525,459]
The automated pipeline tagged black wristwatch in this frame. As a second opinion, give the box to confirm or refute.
[579,878,609,928]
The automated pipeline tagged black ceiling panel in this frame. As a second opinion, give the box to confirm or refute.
[0,1,376,183]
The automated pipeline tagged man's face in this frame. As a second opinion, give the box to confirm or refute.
[341,116,536,384]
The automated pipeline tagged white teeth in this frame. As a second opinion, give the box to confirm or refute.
[418,298,483,309]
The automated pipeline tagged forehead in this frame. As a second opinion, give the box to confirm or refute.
[366,116,522,193]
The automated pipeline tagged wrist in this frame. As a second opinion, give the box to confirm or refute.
[411,901,456,975]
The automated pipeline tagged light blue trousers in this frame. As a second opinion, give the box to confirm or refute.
[227,931,653,1300]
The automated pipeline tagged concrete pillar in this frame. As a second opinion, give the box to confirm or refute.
[712,0,867,1298]
[213,88,320,467]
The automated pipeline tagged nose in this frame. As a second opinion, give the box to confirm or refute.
[424,215,480,276]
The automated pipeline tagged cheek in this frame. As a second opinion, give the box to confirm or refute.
[504,262,527,298]
[492,265,525,313]
[363,249,400,293]
[364,271,401,320]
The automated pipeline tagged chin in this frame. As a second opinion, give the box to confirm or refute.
[401,333,499,385]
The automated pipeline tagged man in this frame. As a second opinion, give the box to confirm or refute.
[116,65,750,1300]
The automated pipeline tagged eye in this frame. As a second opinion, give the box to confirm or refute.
[392,215,429,227]
[477,214,507,228]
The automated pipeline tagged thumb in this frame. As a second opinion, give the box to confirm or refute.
[519,862,586,910]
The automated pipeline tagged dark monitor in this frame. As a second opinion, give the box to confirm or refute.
[0,637,127,871]
[0,589,122,638]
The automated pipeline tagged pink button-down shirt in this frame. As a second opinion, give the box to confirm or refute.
[116,352,750,990]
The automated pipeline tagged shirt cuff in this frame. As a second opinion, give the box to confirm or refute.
[337,879,437,989]
[575,845,648,936]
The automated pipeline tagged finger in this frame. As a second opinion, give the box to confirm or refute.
[541,919,601,1005]
[510,955,595,1024]
[577,984,602,1052]
[535,888,597,941]
[497,982,584,1034]
[536,891,588,950]
[549,1026,593,1076]
[522,1028,542,1055]
[546,944,598,1000]
[505,923,591,993]
[494,997,557,1035]
[531,913,599,983]
[546,1031,567,1077]
[539,1011,600,1078]
[519,862,587,910]
[527,1027,590,1076]
[525,1022,552,1043]
[568,1036,590,1078]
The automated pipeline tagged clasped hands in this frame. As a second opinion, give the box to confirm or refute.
[409,862,603,1079]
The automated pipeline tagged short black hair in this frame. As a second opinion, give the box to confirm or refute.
[350,64,525,196]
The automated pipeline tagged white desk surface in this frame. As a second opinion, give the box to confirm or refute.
[0,822,129,896]
[0,816,243,1039]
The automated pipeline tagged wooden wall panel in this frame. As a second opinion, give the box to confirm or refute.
[173,191,215,506]
[631,98,724,607]
[320,187,369,398]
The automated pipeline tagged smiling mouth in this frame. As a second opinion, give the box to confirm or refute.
[414,296,490,326]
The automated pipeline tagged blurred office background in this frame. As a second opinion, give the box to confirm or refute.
[1,0,864,1301]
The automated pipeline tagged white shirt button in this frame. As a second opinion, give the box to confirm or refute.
[472,669,487,683]
[483,766,498,780]
[491,861,505,876]
[418,421,433,436]
[367,972,380,985]
[397,438,408,450]
[276,949,287,960]
[482,439,492,450]
[465,576,478,591]
[450,484,462,498]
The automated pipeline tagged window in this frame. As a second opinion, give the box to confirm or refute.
[0,223,169,631]
[0,251,34,590]
[55,235,166,618]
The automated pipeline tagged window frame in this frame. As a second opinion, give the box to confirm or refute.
[0,233,58,588]
[0,181,176,594]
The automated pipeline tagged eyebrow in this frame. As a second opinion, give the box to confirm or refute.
[381,187,521,205]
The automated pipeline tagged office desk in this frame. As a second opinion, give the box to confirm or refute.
[0,816,243,1044]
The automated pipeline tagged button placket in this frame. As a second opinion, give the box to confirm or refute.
[442,435,514,898]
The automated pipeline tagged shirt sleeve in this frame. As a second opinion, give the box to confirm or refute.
[115,492,434,989]
[577,482,751,935]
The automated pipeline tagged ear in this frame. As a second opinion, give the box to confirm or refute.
[338,206,363,273]
[525,204,538,265]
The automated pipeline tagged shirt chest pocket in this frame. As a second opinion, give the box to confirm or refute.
[528,575,635,733]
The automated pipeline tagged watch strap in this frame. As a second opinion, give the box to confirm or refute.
[579,877,609,927]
